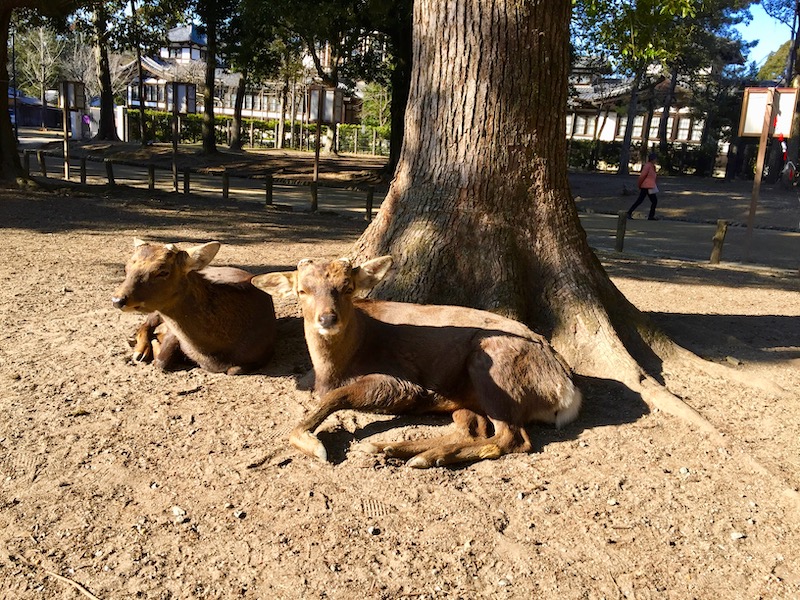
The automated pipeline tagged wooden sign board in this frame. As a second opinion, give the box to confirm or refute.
[738,87,798,138]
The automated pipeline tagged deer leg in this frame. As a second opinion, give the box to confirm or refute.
[290,375,427,463]
[405,421,532,469]
[152,330,190,371]
[362,409,490,458]
[129,312,163,363]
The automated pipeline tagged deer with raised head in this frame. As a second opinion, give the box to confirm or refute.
[112,240,276,375]
[252,256,581,468]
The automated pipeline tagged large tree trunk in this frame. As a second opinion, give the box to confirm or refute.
[201,0,218,154]
[229,71,246,151]
[92,3,119,141]
[351,0,660,386]
[0,8,22,182]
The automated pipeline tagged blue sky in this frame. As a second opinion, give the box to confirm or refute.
[735,4,793,67]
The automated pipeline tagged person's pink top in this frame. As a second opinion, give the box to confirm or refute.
[638,161,657,189]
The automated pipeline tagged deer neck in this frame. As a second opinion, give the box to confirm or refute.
[305,310,364,388]
[156,274,207,334]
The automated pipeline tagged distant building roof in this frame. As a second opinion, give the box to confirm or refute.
[167,25,206,47]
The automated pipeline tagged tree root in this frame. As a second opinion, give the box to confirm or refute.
[634,366,800,517]
[671,343,788,397]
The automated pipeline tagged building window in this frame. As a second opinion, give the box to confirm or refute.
[632,114,644,139]
[690,120,704,142]
[574,115,587,135]
[677,117,691,141]
[649,116,660,138]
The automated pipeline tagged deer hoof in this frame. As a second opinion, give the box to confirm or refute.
[479,444,502,459]
[406,455,432,469]
[354,442,381,455]
[289,430,329,463]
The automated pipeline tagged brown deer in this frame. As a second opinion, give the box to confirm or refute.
[112,240,276,375]
[252,256,581,468]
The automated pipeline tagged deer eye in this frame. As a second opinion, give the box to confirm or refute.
[297,289,307,296]
[155,269,170,278]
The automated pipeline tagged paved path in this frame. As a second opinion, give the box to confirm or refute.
[19,146,799,273]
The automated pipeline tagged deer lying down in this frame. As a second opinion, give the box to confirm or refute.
[112,239,276,375]
[252,256,581,468]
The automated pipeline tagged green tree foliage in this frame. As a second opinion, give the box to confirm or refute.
[573,0,755,174]
[757,40,792,80]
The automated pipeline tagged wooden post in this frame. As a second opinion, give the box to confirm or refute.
[80,157,87,184]
[104,159,115,186]
[23,150,30,176]
[37,150,46,177]
[312,87,324,202]
[265,174,273,206]
[183,170,190,195]
[148,164,155,191]
[365,185,374,221]
[615,211,627,252]
[172,81,179,193]
[222,170,229,199]
[710,220,728,264]
[62,82,70,180]
[746,87,778,260]
[310,182,318,212]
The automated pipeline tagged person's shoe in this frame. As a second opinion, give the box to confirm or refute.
[626,213,633,220]
[648,216,657,220]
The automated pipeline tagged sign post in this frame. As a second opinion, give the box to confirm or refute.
[167,82,197,192]
[738,87,798,258]
[60,81,85,180]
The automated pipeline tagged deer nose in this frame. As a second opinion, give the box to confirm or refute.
[112,295,127,310]
[318,312,338,329]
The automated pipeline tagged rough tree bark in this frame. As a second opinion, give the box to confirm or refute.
[350,0,775,429]
[0,9,21,182]
[1,0,76,183]
[201,0,218,154]
[229,71,246,151]
[92,2,119,141]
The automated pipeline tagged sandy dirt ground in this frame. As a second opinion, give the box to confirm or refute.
[0,155,799,599]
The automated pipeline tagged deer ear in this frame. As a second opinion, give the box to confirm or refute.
[133,238,148,248]
[353,256,393,292]
[183,241,221,272]
[252,271,298,298]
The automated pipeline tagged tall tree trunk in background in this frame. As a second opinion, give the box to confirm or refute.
[658,68,678,152]
[129,0,146,145]
[0,9,22,181]
[1,0,76,183]
[352,0,668,386]
[386,1,412,174]
[92,2,119,141]
[617,68,643,176]
[229,71,246,151]
[277,70,289,149]
[201,0,218,154]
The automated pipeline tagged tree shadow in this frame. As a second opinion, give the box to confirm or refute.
[651,312,800,364]
[0,185,368,246]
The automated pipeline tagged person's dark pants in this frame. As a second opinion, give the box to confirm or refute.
[627,188,658,219]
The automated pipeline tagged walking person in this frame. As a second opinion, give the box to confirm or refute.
[627,152,659,220]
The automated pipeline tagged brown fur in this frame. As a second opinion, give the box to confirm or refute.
[113,240,276,375]
[252,256,581,468]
